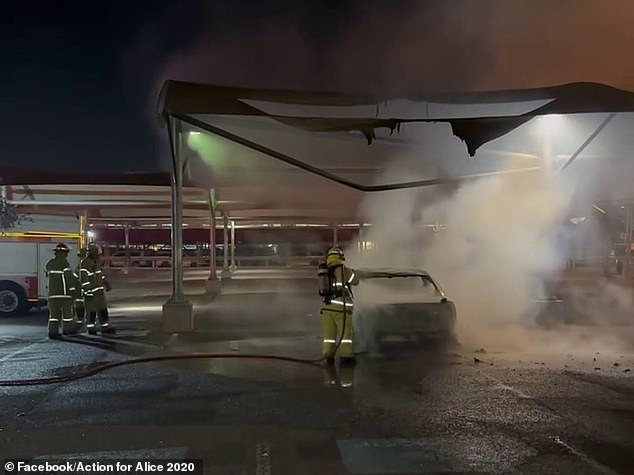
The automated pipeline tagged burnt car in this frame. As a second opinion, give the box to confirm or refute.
[353,268,457,351]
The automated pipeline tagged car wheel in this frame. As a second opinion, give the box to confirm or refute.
[0,282,27,317]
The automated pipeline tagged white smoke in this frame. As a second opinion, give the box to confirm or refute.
[348,166,572,349]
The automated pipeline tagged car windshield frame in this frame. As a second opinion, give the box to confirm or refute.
[359,271,447,300]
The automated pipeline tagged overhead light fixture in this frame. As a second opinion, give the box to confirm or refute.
[538,114,563,133]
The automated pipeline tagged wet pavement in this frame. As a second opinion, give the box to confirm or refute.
[1,269,633,474]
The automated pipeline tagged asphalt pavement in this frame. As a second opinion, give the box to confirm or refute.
[0,269,633,474]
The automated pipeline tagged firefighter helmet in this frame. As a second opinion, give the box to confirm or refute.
[326,247,345,259]
[54,243,70,253]
[87,244,100,257]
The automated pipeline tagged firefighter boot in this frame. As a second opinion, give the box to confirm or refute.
[48,320,61,339]
[99,309,116,335]
[48,300,62,339]
[323,364,338,387]
[74,301,85,333]
[87,311,98,335]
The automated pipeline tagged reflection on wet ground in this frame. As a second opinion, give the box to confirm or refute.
[2,270,634,473]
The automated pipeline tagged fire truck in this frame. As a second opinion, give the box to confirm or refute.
[0,214,83,316]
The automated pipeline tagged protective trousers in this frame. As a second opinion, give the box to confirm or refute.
[321,308,354,358]
[87,307,110,329]
[48,297,74,336]
[74,299,85,325]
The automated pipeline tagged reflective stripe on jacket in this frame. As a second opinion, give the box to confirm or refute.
[323,264,359,312]
[45,257,76,297]
[80,257,108,298]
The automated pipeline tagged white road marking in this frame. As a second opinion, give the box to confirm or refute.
[34,447,189,459]
[0,339,47,363]
[553,436,620,475]
[483,373,533,399]
[256,443,272,475]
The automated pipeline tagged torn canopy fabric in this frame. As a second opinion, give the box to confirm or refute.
[159,81,634,156]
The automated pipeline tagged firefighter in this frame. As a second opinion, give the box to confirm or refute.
[320,247,359,366]
[45,243,77,338]
[80,245,115,335]
[71,248,86,331]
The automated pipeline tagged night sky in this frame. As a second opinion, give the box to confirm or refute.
[2,1,633,175]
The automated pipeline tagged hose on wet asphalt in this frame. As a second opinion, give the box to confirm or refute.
[0,353,328,387]
[1,268,354,387]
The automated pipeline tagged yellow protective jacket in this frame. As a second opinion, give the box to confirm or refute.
[45,256,77,299]
[80,257,110,303]
[323,264,359,313]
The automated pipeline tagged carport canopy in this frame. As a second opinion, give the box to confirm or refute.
[159,81,634,217]
[5,80,634,327]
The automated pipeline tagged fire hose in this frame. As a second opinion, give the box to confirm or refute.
[0,353,329,387]
[0,264,353,387]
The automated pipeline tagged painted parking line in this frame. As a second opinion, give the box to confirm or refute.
[33,447,190,460]
[552,437,620,475]
[482,373,533,399]
[337,437,537,474]
[255,443,272,475]
[0,339,48,363]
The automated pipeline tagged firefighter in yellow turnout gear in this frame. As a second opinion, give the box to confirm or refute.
[45,243,79,338]
[320,247,359,366]
[80,245,115,335]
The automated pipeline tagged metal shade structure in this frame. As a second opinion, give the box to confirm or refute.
[156,80,634,329]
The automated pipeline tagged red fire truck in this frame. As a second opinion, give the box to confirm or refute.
[0,215,83,316]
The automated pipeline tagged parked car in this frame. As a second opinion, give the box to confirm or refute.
[108,250,152,268]
[150,249,200,268]
[353,268,457,351]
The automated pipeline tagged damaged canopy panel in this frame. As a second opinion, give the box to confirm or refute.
[159,81,634,157]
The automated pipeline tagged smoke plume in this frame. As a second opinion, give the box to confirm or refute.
[348,165,572,349]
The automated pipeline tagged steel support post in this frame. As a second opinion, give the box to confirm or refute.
[223,213,229,271]
[333,225,338,247]
[221,212,231,279]
[626,206,633,279]
[205,189,222,294]
[124,224,131,273]
[207,189,218,280]
[82,210,89,248]
[162,116,193,332]
[170,122,185,302]
[230,220,236,271]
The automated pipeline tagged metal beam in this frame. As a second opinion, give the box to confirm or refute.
[560,113,616,171]
[175,114,542,192]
